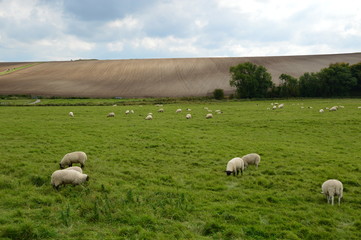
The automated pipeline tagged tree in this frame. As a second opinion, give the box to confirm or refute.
[299,72,322,97]
[350,62,361,94]
[229,62,274,98]
[317,63,357,97]
[279,73,299,97]
[213,89,224,100]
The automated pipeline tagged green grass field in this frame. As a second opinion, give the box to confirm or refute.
[1,99,361,239]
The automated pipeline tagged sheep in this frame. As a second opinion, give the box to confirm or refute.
[321,179,343,206]
[278,103,284,108]
[145,115,153,120]
[186,113,192,119]
[186,108,191,111]
[125,110,130,114]
[60,151,87,169]
[176,109,182,113]
[242,153,261,169]
[329,106,338,111]
[225,157,245,176]
[206,113,213,119]
[51,169,89,190]
[272,106,277,110]
[107,112,115,117]
[130,110,134,114]
[64,166,83,173]
[215,110,223,114]
[319,109,324,113]
[158,108,164,113]
[69,112,74,117]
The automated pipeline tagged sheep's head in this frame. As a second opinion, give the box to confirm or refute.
[86,175,90,181]
[59,163,64,169]
[225,171,232,176]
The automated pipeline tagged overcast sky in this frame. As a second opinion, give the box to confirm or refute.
[1,0,360,62]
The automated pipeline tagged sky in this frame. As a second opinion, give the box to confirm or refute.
[0,0,361,62]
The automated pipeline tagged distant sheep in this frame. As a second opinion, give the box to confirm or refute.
[225,157,245,176]
[329,106,338,111]
[186,113,192,119]
[272,106,277,110]
[51,169,89,190]
[206,113,213,119]
[176,109,182,113]
[60,151,87,169]
[107,112,115,117]
[321,179,343,206]
[278,103,284,108]
[145,115,153,120]
[242,153,261,169]
[158,108,164,112]
[186,108,191,111]
[69,112,74,117]
[319,109,324,113]
[125,110,130,114]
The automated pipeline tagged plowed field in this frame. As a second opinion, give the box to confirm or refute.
[0,53,360,97]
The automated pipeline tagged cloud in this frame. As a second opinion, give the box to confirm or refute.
[0,0,360,61]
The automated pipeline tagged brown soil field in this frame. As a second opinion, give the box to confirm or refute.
[0,53,360,98]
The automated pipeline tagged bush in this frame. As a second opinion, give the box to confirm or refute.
[213,89,224,100]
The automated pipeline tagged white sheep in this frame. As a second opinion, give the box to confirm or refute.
[319,109,324,113]
[158,108,164,112]
[125,110,130,114]
[242,153,261,169]
[272,106,277,110]
[64,166,83,173]
[107,112,115,117]
[225,157,245,176]
[69,112,74,117]
[60,151,87,169]
[321,179,343,206]
[186,113,192,119]
[51,169,89,190]
[329,106,338,111]
[186,108,191,111]
[176,109,182,113]
[206,113,213,119]
[145,115,153,120]
[130,110,134,114]
[278,103,284,108]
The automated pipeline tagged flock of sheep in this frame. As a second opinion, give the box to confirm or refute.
[63,103,346,206]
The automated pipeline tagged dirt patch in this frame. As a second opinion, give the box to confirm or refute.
[0,53,360,98]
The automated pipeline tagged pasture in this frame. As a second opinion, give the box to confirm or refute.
[0,99,361,239]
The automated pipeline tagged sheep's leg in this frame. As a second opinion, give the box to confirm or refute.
[331,196,334,205]
[81,163,84,168]
[338,197,341,206]
[236,170,239,175]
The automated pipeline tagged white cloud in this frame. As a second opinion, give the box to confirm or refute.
[107,41,124,52]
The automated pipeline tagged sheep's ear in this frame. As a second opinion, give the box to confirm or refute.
[59,163,63,169]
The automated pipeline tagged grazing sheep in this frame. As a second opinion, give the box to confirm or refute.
[278,103,284,108]
[206,113,213,119]
[215,110,223,114]
[321,179,343,206]
[145,115,153,120]
[51,169,89,190]
[107,112,115,117]
[60,151,87,169]
[242,153,261,169]
[272,106,277,110]
[69,112,74,117]
[329,106,338,111]
[158,108,164,112]
[64,166,83,173]
[319,109,324,113]
[225,157,245,176]
[186,113,192,119]
[176,109,182,113]
[186,108,191,111]
[130,110,134,114]
[125,110,130,114]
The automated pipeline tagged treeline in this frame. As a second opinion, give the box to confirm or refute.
[229,62,361,98]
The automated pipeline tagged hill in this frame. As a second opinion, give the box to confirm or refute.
[0,52,360,98]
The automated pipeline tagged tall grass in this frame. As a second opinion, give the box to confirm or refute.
[0,99,360,239]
